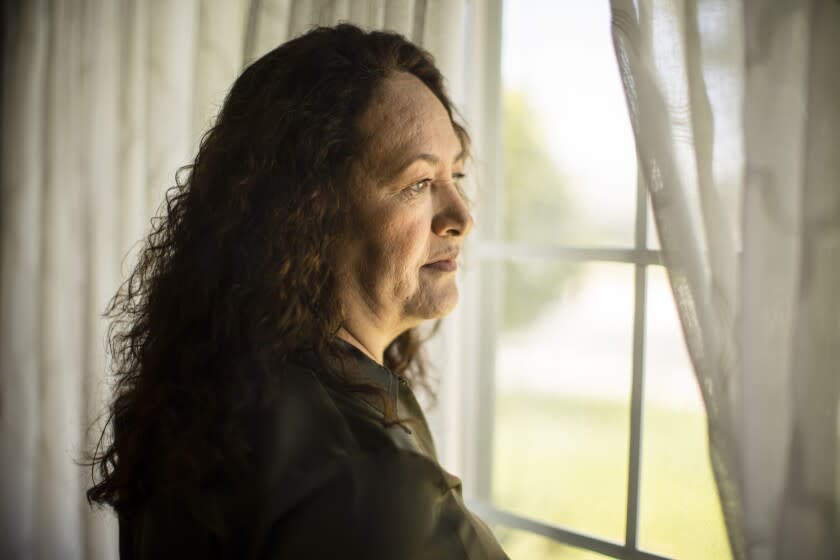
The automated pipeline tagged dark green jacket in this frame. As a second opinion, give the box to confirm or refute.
[119,339,510,559]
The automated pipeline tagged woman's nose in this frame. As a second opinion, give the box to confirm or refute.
[432,183,474,237]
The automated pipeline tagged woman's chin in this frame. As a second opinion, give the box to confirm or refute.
[406,286,459,321]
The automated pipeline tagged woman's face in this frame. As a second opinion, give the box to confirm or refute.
[335,72,473,343]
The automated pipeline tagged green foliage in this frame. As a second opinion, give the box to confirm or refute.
[501,90,577,330]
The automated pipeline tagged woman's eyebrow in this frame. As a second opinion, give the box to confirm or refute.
[381,149,466,183]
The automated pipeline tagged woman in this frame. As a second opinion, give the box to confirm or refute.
[87,23,510,559]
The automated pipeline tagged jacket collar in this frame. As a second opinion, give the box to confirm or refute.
[296,337,405,415]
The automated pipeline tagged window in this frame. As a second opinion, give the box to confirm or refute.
[432,2,733,559]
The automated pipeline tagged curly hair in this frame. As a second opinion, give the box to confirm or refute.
[85,23,470,517]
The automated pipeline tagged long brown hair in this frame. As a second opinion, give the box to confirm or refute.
[85,23,470,517]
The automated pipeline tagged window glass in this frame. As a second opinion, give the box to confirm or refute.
[493,261,634,541]
[501,0,637,248]
[638,267,732,559]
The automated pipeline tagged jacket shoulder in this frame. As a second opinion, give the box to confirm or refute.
[255,447,510,559]
[256,362,362,479]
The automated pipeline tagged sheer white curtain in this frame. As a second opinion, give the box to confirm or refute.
[610,1,840,559]
[0,1,470,558]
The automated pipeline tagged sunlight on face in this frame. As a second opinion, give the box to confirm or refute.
[335,72,474,340]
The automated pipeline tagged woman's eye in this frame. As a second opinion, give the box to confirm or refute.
[402,174,466,198]
[405,178,433,195]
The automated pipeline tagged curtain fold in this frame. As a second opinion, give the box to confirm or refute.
[1,1,48,558]
[0,1,468,558]
[610,1,840,559]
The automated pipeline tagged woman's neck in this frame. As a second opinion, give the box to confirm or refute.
[335,325,383,365]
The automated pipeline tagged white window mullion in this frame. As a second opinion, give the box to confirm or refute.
[459,0,505,503]
[625,167,651,549]
[474,241,662,266]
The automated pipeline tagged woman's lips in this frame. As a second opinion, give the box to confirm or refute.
[423,259,457,272]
